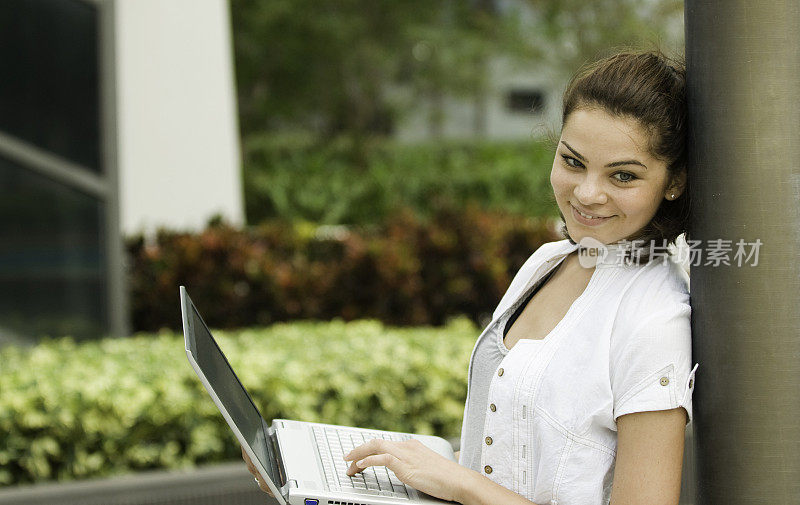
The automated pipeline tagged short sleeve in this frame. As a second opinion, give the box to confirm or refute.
[611,301,698,426]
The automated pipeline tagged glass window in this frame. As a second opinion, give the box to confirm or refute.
[506,89,545,114]
[0,0,100,172]
[0,155,107,343]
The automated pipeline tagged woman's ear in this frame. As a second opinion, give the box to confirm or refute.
[666,170,687,199]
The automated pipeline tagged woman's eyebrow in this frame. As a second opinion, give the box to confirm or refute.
[560,141,648,170]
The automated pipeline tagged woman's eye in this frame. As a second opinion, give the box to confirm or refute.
[560,154,582,168]
[561,155,638,184]
[614,172,637,184]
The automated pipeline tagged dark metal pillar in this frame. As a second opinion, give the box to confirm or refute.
[685,1,800,503]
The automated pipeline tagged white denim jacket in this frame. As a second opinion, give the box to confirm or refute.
[458,239,698,505]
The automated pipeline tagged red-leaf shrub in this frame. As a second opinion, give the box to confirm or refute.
[126,205,560,332]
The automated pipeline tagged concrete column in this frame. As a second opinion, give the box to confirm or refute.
[685,1,800,503]
[115,0,244,235]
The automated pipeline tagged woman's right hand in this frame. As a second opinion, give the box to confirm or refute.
[241,444,275,497]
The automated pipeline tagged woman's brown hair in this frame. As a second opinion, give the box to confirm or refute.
[549,46,690,265]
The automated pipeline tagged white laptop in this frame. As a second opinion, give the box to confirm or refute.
[179,286,457,505]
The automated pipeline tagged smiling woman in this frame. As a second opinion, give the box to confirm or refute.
[245,48,697,505]
[552,50,691,264]
[456,48,695,505]
[551,107,683,250]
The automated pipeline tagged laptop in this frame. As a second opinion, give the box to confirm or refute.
[179,286,457,505]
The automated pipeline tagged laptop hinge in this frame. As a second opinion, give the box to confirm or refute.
[267,425,288,488]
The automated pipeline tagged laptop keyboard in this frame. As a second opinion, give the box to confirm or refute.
[313,426,413,499]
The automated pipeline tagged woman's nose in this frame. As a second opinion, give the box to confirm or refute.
[574,178,608,205]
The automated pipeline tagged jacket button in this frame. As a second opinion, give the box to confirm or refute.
[660,377,670,386]
[485,437,493,445]
[498,368,504,377]
[484,465,493,474]
[489,403,497,412]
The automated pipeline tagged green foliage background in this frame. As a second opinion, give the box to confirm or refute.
[0,318,477,486]
[231,0,683,145]
[243,136,558,226]
[126,206,559,333]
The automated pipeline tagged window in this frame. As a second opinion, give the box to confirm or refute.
[0,156,107,341]
[0,0,101,172]
[506,89,545,114]
[0,0,123,344]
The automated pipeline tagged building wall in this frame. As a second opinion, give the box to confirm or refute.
[483,58,563,140]
[394,57,562,143]
[115,0,243,236]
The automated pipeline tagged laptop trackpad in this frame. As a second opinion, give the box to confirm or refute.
[276,423,324,485]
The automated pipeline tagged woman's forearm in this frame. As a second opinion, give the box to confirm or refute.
[455,468,542,505]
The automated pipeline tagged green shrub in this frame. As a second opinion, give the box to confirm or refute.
[242,135,558,226]
[126,204,560,333]
[0,318,478,486]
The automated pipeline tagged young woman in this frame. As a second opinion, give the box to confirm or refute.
[247,48,698,505]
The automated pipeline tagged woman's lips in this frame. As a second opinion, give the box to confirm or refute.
[571,205,614,226]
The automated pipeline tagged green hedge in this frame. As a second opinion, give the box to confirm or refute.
[243,135,558,226]
[0,318,477,486]
[126,205,559,333]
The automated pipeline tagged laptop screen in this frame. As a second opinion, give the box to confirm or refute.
[185,299,279,486]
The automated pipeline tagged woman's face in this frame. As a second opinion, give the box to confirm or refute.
[550,107,684,246]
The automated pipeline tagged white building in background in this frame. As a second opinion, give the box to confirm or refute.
[395,57,563,143]
[395,0,684,143]
[0,0,242,343]
[115,0,243,236]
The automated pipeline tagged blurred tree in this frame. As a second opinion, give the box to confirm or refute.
[231,0,510,165]
[515,0,684,81]
[230,0,683,164]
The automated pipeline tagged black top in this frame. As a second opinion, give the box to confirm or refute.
[503,262,562,339]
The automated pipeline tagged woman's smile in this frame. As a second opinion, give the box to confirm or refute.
[571,204,615,226]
